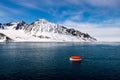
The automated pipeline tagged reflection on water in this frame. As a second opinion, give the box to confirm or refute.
[70,61,82,65]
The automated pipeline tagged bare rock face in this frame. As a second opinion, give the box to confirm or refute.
[0,23,4,29]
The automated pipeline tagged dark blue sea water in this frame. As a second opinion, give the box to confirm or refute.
[0,42,120,80]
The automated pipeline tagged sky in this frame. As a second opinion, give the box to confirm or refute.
[0,0,120,41]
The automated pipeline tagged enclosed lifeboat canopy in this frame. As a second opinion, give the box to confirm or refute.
[70,56,82,61]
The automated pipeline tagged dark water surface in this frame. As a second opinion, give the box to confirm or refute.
[0,42,120,80]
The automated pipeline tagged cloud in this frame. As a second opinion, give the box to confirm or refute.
[69,15,82,21]
[0,11,7,16]
[9,0,65,10]
[85,0,120,8]
[0,4,23,16]
[9,0,62,16]
[102,18,120,25]
[0,17,15,23]
[8,0,120,22]
[60,19,120,42]
[10,0,39,9]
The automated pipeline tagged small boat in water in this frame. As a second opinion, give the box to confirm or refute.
[70,56,82,61]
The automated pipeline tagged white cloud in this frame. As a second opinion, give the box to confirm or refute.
[0,11,7,16]
[8,0,120,21]
[0,4,23,15]
[69,15,81,21]
[86,0,120,8]
[66,0,84,5]
[9,0,62,16]
[11,0,39,9]
[0,17,15,23]
[60,19,120,42]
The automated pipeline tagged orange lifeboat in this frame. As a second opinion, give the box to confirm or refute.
[70,56,82,61]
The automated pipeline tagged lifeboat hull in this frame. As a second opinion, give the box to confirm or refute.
[70,56,82,61]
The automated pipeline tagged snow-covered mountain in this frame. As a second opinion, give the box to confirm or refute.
[0,21,26,30]
[0,19,97,42]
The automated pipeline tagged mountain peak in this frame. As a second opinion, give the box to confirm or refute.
[31,19,55,26]
[36,19,49,23]
[18,20,26,24]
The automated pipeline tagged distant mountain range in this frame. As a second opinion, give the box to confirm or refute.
[0,19,97,42]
